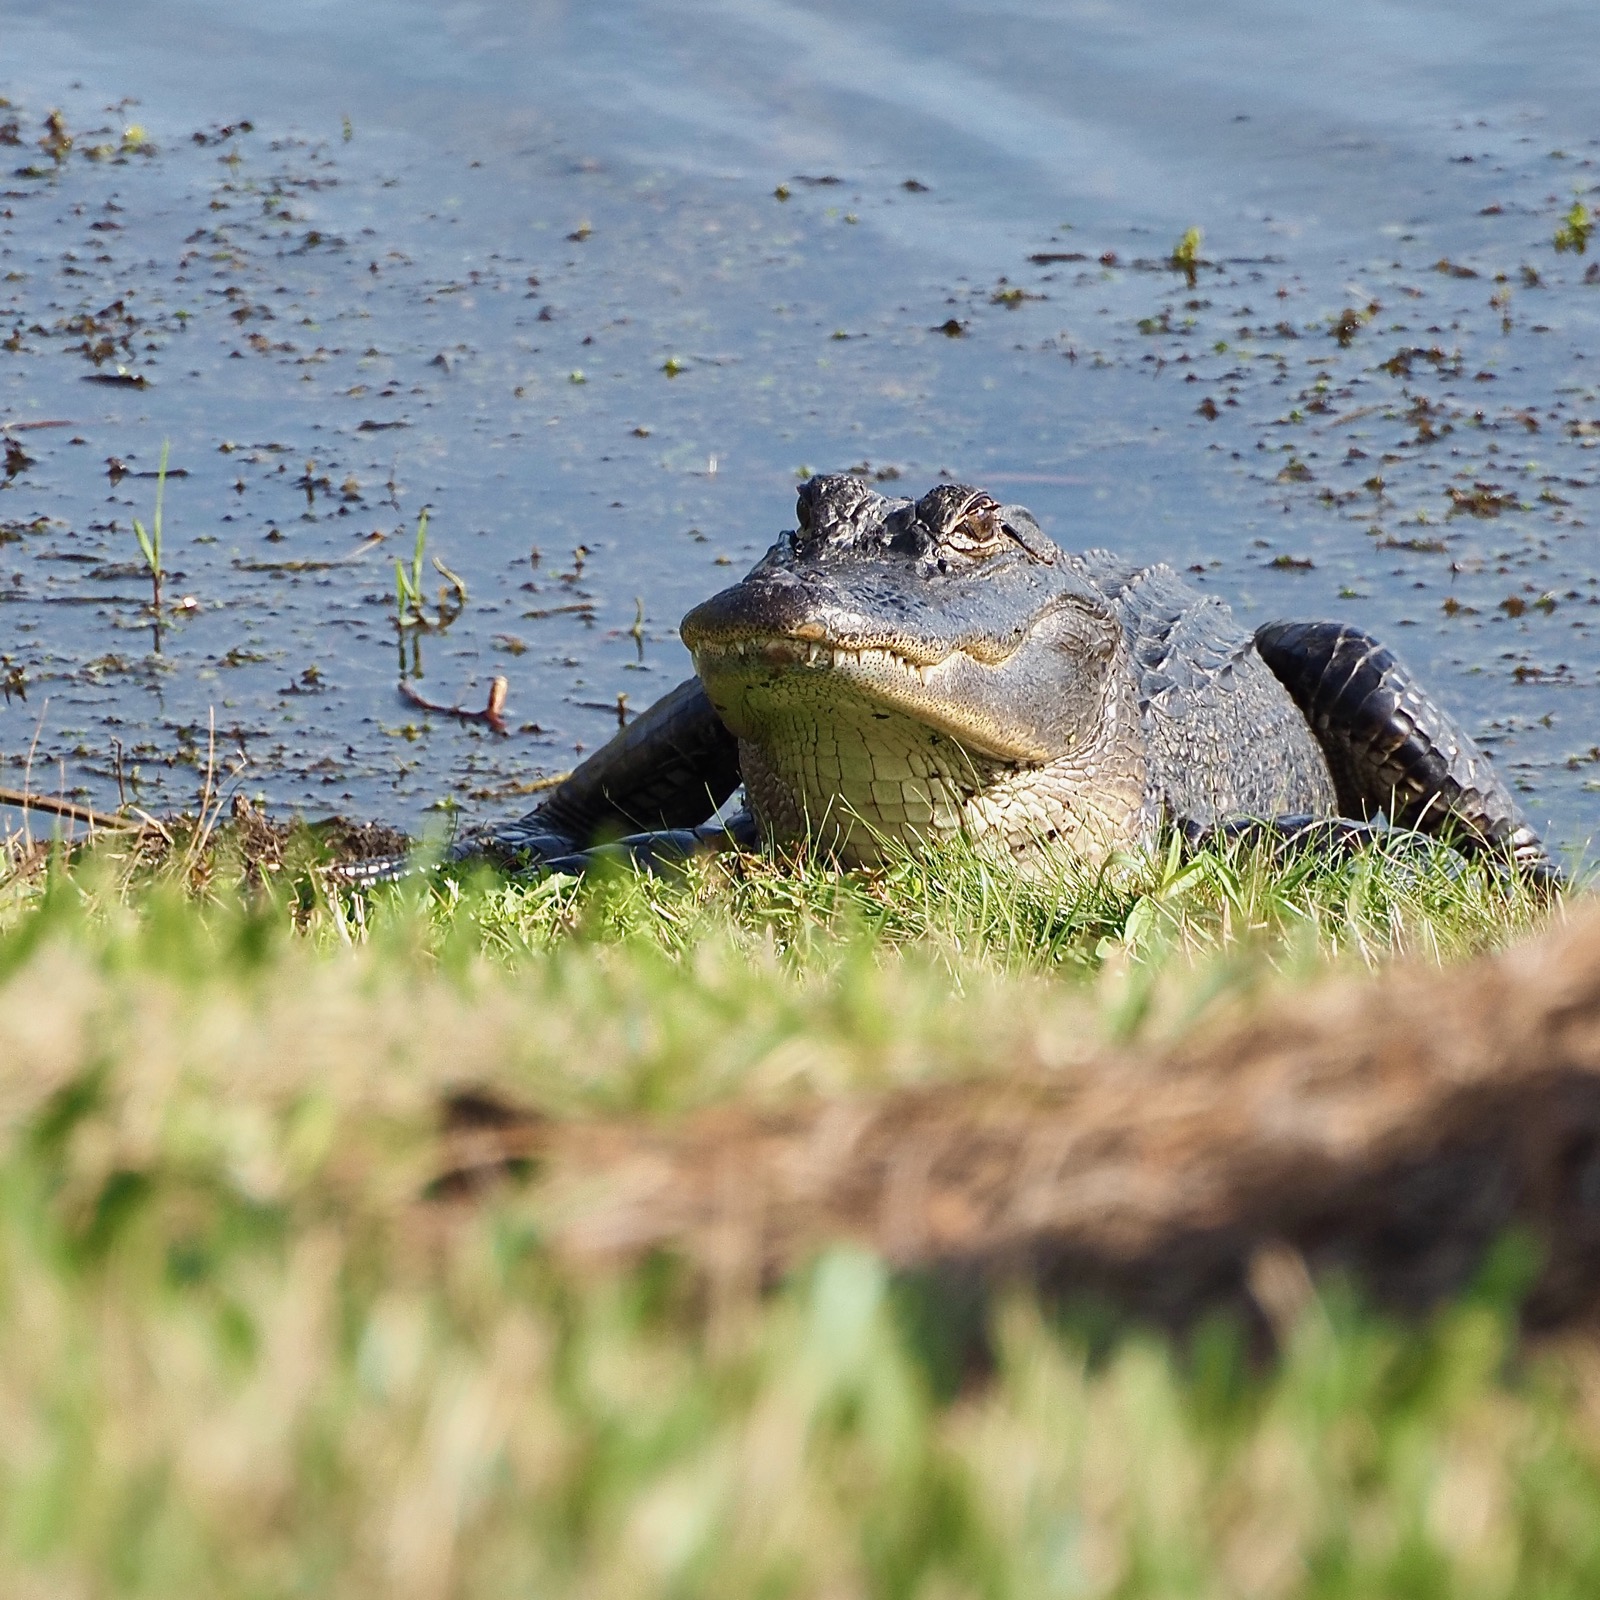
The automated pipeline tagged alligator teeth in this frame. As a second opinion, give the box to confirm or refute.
[700,638,942,679]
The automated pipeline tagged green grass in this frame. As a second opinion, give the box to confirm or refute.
[0,824,1591,1595]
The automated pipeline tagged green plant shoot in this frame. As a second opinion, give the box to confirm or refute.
[1554,199,1593,254]
[132,441,168,589]
[1171,225,1203,286]
[132,440,169,642]
[393,508,429,626]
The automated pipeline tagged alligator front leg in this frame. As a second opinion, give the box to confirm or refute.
[501,675,742,853]
[326,677,744,886]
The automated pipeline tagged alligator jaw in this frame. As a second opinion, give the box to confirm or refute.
[689,630,1145,868]
[689,631,1058,766]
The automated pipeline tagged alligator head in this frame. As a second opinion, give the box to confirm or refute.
[679,474,1147,866]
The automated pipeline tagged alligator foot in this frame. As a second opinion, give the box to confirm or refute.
[320,825,574,889]
[1181,813,1564,891]
[323,811,759,889]
[1180,814,1457,870]
[530,811,760,877]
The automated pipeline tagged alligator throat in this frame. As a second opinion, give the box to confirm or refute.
[709,664,993,863]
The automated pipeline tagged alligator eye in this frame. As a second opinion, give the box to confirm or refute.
[942,503,1007,556]
[795,491,813,532]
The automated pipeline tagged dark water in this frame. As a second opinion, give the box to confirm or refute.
[3,0,1599,858]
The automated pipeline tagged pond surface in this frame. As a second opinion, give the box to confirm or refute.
[4,0,1599,859]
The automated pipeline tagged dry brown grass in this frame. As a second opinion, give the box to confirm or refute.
[478,903,1600,1332]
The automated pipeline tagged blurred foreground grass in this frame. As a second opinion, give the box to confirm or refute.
[0,821,1594,1597]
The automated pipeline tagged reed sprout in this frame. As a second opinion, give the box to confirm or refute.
[132,440,169,648]
[394,508,467,633]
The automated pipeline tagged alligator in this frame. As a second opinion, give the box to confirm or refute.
[354,474,1555,883]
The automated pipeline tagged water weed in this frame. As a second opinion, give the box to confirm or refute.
[1554,198,1593,254]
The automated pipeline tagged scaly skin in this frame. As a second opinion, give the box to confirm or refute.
[337,475,1553,884]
